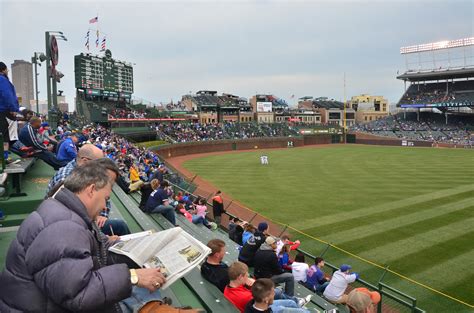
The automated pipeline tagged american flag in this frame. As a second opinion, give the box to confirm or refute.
[89,16,98,24]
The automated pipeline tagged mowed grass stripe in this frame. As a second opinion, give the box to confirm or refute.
[409,250,474,302]
[317,195,474,243]
[183,146,474,308]
[337,205,473,256]
[291,184,474,229]
[387,230,474,277]
[356,216,474,263]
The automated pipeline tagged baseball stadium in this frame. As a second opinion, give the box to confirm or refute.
[1,11,474,313]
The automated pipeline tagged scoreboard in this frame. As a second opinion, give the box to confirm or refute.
[74,49,133,98]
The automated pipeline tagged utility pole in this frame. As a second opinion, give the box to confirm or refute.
[31,52,46,115]
[343,72,347,143]
[32,53,40,114]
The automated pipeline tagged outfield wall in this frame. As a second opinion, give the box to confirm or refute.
[354,132,434,147]
[154,135,333,158]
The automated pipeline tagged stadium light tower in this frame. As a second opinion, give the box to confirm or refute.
[31,52,46,114]
[400,37,474,71]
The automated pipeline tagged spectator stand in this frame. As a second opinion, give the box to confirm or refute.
[133,179,339,312]
[111,184,239,313]
[158,176,426,313]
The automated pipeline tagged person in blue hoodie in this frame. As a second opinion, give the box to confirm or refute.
[56,134,79,162]
[0,62,20,155]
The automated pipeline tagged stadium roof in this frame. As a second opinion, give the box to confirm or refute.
[397,67,474,82]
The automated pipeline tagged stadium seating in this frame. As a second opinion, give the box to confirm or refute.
[399,81,474,107]
[153,121,299,143]
[125,186,339,312]
[351,112,473,145]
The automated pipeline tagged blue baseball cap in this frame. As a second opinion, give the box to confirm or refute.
[340,264,352,272]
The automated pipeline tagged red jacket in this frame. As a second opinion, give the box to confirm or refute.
[224,285,253,313]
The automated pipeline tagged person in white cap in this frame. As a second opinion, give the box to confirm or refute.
[323,264,359,304]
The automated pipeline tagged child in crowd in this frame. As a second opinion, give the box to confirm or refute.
[176,203,192,223]
[229,218,244,245]
[276,235,301,255]
[242,224,255,245]
[277,244,293,272]
[291,253,309,283]
[191,198,211,228]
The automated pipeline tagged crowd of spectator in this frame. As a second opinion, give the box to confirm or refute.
[0,114,384,312]
[399,81,474,107]
[152,121,299,143]
[202,219,381,312]
[109,108,146,119]
[351,113,474,145]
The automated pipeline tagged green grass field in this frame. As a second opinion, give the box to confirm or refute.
[183,145,474,312]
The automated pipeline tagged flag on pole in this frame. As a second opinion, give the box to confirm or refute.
[89,16,98,24]
[100,36,106,52]
[96,29,100,48]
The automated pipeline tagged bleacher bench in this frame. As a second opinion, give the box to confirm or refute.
[112,186,239,312]
[4,157,36,197]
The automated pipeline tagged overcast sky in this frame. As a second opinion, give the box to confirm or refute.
[1,0,473,108]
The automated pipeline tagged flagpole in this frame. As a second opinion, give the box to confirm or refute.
[343,72,347,143]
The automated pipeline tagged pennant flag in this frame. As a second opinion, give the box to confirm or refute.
[96,29,100,48]
[89,16,98,24]
[100,36,106,52]
[85,31,90,51]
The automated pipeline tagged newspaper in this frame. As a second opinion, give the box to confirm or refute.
[119,230,154,242]
[109,227,211,289]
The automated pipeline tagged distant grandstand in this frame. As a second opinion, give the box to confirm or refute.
[350,37,474,146]
[397,37,474,117]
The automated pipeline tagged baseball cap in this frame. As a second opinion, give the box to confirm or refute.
[265,236,276,245]
[340,264,352,272]
[258,222,268,232]
[346,289,372,312]
[41,122,49,127]
[357,288,381,304]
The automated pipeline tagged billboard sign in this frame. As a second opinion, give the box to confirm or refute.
[257,101,272,112]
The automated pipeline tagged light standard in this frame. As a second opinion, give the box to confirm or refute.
[31,52,46,114]
[44,31,67,124]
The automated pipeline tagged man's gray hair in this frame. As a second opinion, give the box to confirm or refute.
[64,158,120,193]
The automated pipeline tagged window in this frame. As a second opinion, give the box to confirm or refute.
[365,116,367,121]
